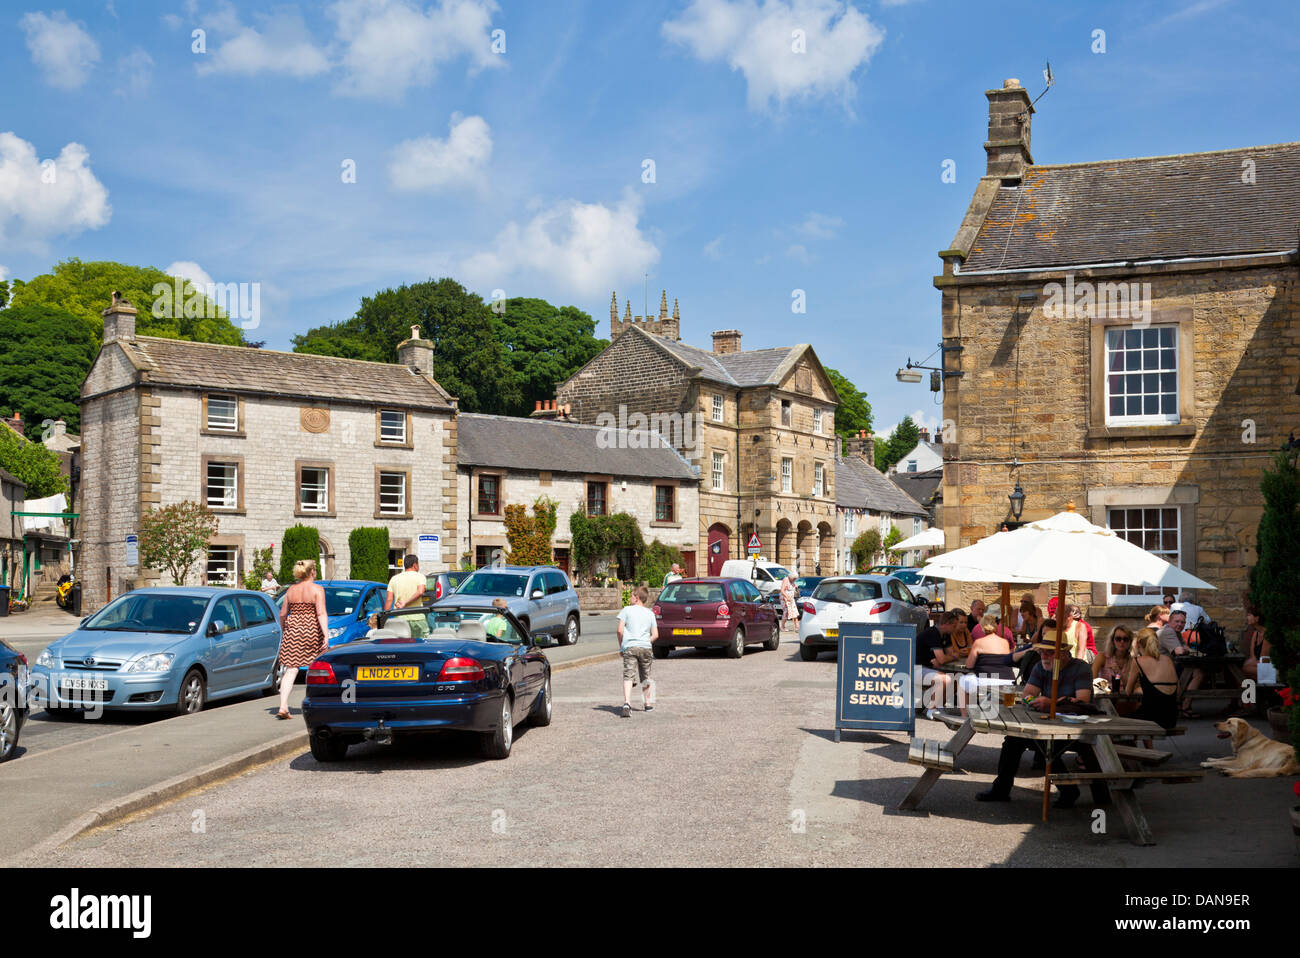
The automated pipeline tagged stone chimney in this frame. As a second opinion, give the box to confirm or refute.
[101,290,137,344]
[919,427,931,444]
[530,399,563,420]
[397,324,435,376]
[712,330,742,355]
[844,429,874,463]
[985,78,1034,181]
[51,419,67,438]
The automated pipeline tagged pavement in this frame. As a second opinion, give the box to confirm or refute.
[4,625,1295,868]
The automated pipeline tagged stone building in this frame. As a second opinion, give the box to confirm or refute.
[556,292,840,575]
[79,295,457,611]
[456,412,699,578]
[936,77,1300,627]
[835,431,930,572]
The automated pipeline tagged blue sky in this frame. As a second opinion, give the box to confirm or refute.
[3,0,1298,436]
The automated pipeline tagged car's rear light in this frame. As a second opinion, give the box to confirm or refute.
[868,601,892,616]
[306,660,336,684]
[652,604,661,616]
[802,601,816,615]
[439,657,486,681]
[717,603,730,618]
[434,579,443,600]
[17,653,27,666]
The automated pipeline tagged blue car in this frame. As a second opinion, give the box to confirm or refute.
[273,580,388,667]
[1,637,29,761]
[301,603,553,762]
[30,587,282,716]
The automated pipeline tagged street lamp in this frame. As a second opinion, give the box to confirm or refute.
[1008,483,1026,521]
[895,368,923,384]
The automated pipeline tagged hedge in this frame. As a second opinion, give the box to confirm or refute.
[279,524,321,583]
[349,527,390,584]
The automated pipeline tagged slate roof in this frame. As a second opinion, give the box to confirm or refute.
[890,468,942,514]
[835,455,928,517]
[653,335,802,387]
[961,142,1300,272]
[457,413,699,481]
[116,336,454,408]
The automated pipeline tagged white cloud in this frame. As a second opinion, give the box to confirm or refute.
[461,191,659,298]
[20,11,101,90]
[0,133,110,251]
[703,236,724,260]
[162,12,183,29]
[797,210,843,238]
[329,0,501,99]
[785,243,811,264]
[165,260,214,290]
[115,48,154,96]
[0,266,8,282]
[662,0,884,111]
[197,8,330,77]
[388,114,491,192]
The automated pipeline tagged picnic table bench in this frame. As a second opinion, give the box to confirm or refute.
[899,703,1204,845]
[1177,654,1247,710]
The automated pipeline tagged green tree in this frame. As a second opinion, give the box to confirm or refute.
[493,298,607,417]
[280,525,321,583]
[851,528,882,570]
[349,527,391,583]
[243,545,277,591]
[8,258,247,346]
[636,539,685,588]
[825,367,873,445]
[138,501,221,587]
[0,422,68,497]
[0,303,97,438]
[293,278,521,414]
[876,416,922,472]
[883,526,905,562]
[1249,452,1300,754]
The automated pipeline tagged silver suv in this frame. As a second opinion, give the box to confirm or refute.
[433,565,581,645]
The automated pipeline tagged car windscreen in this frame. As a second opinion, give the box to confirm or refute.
[893,569,921,584]
[386,608,522,643]
[321,586,364,616]
[811,580,882,604]
[765,566,792,580]
[82,593,210,634]
[658,582,724,604]
[455,572,529,597]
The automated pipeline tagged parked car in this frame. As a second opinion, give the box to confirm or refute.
[797,575,929,661]
[794,576,825,597]
[435,565,580,645]
[276,580,387,660]
[651,577,780,659]
[30,587,282,715]
[300,603,553,761]
[865,564,909,576]
[718,559,796,595]
[1,637,29,762]
[427,570,471,602]
[891,568,945,609]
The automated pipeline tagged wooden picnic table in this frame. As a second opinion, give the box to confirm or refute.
[898,703,1198,846]
[1176,654,1246,707]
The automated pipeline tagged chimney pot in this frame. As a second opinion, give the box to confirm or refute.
[1004,77,1021,88]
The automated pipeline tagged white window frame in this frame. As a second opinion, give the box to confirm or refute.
[814,461,824,497]
[1107,505,1181,604]
[206,462,238,510]
[711,452,725,492]
[1104,325,1180,427]
[781,457,793,494]
[206,545,238,587]
[906,460,917,472]
[813,408,823,434]
[300,467,330,513]
[206,394,238,432]
[711,394,724,423]
[378,471,407,515]
[379,409,407,444]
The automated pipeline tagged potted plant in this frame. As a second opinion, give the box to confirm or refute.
[1268,687,1294,742]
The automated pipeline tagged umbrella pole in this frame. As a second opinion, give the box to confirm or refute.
[1000,583,1011,635]
[1042,577,1067,822]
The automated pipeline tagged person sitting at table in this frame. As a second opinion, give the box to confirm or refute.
[948,610,974,659]
[973,608,1013,642]
[1067,605,1096,663]
[916,613,958,710]
[960,615,1015,712]
[1125,627,1180,732]
[1241,603,1270,681]
[1144,605,1170,631]
[1016,595,1041,643]
[966,599,986,634]
[976,638,1108,808]
[1092,625,1134,691]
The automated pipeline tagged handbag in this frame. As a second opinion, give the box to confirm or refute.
[1257,656,1278,685]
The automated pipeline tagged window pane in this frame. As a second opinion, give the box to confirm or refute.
[1160,348,1175,370]
[206,462,237,509]
[1143,373,1158,392]
[1124,329,1141,349]
[300,468,329,511]
[1108,349,1123,372]
[207,396,237,430]
[380,410,405,442]
[1160,394,1176,414]
[1143,350,1158,370]
[1143,395,1158,415]
[1143,509,1159,527]
[1162,508,1177,526]
[1159,327,1175,348]
[1125,351,1141,371]
[1126,397,1141,416]
[379,472,406,514]
[1142,328,1158,348]
[1159,372,1176,393]
[1108,374,1124,395]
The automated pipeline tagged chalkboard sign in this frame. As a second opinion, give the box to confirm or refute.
[835,620,916,740]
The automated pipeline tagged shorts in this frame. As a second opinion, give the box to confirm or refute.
[622,647,653,683]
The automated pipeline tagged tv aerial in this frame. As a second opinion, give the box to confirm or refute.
[1032,60,1055,106]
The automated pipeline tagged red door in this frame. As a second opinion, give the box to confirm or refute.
[707,525,730,577]
[682,551,696,577]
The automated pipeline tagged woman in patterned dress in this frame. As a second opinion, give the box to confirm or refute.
[276,559,328,719]
[779,573,800,631]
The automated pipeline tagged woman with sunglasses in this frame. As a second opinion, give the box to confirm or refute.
[1093,625,1135,690]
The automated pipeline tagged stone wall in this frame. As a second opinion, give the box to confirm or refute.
[80,361,142,610]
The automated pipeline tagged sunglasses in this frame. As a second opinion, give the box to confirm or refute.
[1113,635,1131,642]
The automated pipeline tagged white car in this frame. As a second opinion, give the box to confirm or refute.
[892,568,945,609]
[797,575,930,661]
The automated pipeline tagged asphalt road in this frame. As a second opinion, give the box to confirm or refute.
[17,625,1292,868]
[4,613,621,761]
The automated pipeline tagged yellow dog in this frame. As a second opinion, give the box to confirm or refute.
[1200,718,1300,778]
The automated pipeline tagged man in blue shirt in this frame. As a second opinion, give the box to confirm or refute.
[976,639,1108,808]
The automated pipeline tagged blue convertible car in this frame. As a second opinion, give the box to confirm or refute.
[301,603,553,762]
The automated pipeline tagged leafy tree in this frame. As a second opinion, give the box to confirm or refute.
[825,367,873,444]
[883,526,905,562]
[7,258,247,346]
[0,422,68,497]
[1249,452,1300,755]
[636,539,685,588]
[876,416,922,472]
[293,278,521,414]
[242,544,277,591]
[280,525,321,583]
[503,496,559,566]
[493,298,607,417]
[851,528,882,570]
[569,511,644,582]
[0,280,9,308]
[0,303,97,438]
[138,501,220,587]
[349,527,390,583]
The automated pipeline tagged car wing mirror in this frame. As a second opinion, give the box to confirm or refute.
[532,632,557,648]
[531,589,544,599]
[207,620,222,637]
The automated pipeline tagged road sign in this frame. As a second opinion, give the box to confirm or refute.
[746,533,762,555]
[834,620,916,740]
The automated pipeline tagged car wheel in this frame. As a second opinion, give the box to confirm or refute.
[176,668,207,715]
[0,700,19,762]
[262,658,286,696]
[799,644,820,662]
[530,673,552,727]
[309,731,348,762]
[653,645,670,660]
[482,694,514,759]
[726,625,746,659]
[562,614,579,646]
[763,620,780,652]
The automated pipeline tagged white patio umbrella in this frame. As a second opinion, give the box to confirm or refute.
[893,527,945,551]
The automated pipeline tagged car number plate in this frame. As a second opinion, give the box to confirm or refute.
[59,677,108,691]
[355,666,419,681]
[824,629,839,638]
[672,628,702,636]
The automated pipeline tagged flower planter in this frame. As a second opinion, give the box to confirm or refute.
[1268,707,1291,742]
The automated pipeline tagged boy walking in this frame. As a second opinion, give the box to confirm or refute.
[617,585,658,717]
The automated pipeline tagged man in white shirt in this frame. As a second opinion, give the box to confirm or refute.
[1172,593,1207,632]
